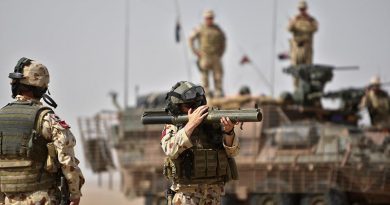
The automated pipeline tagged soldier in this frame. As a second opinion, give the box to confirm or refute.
[360,76,390,128]
[161,81,239,205]
[288,1,318,88]
[189,9,226,98]
[0,57,84,205]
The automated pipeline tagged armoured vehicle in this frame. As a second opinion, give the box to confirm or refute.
[79,64,390,205]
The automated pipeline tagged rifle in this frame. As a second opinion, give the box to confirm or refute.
[141,108,262,125]
[60,175,70,205]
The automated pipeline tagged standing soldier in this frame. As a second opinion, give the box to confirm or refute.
[288,1,318,87]
[189,9,226,98]
[161,81,239,205]
[0,57,84,205]
[360,76,390,128]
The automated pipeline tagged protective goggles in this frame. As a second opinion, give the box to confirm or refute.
[169,86,205,101]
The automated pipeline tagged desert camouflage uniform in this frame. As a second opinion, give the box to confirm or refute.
[288,14,318,65]
[189,24,226,98]
[288,12,318,88]
[161,124,239,205]
[0,95,84,205]
[360,90,390,128]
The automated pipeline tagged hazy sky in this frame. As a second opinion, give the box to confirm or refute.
[1,0,390,180]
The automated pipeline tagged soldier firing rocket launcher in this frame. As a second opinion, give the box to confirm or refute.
[141,108,262,125]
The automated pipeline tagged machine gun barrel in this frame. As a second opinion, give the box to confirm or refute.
[141,108,262,125]
[333,66,359,71]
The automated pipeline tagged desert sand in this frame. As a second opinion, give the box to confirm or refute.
[81,180,143,205]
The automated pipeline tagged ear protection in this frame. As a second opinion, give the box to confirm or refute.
[9,57,32,79]
[8,57,57,108]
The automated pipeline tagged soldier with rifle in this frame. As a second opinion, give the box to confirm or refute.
[145,81,261,205]
[0,58,84,205]
[360,76,390,129]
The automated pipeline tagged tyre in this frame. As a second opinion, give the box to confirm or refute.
[300,189,349,205]
[250,194,297,205]
[325,189,349,205]
[300,194,327,205]
[221,193,238,205]
[144,193,154,205]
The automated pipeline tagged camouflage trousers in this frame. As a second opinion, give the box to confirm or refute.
[289,39,313,89]
[172,184,223,205]
[199,55,224,98]
[0,188,60,205]
[290,39,313,66]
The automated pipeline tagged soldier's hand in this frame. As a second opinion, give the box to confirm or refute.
[188,105,208,127]
[184,105,208,137]
[70,198,80,205]
[220,117,237,134]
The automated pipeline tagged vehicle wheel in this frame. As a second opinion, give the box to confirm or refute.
[300,190,349,205]
[221,193,238,205]
[250,194,296,205]
[144,193,154,205]
[300,194,327,205]
[325,189,349,205]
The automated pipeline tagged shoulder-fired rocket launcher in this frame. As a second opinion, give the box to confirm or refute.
[141,108,262,125]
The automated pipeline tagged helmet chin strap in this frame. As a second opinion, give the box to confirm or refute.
[42,91,57,108]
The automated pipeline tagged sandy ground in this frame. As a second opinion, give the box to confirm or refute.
[81,181,144,205]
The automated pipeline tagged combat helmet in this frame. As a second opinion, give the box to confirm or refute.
[203,9,215,18]
[370,75,381,86]
[9,57,57,107]
[298,0,308,9]
[165,81,207,115]
[239,86,251,96]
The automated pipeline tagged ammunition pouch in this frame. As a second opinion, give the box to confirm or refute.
[164,148,230,185]
[163,157,177,180]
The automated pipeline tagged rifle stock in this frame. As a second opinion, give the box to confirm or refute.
[141,108,262,125]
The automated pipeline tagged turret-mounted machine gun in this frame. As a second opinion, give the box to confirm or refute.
[322,81,390,125]
[322,88,365,114]
[282,64,359,107]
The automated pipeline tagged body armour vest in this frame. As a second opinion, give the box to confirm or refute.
[0,101,57,192]
[164,124,232,185]
[199,25,225,56]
